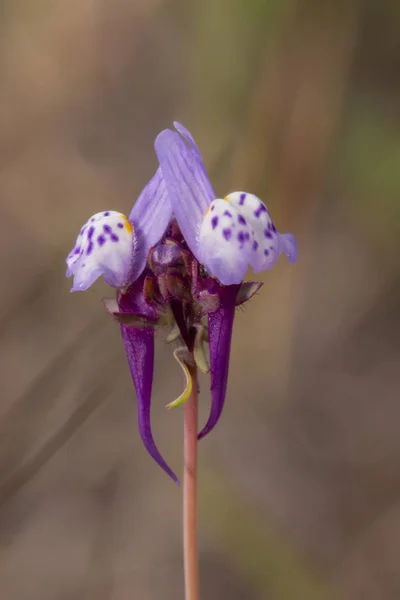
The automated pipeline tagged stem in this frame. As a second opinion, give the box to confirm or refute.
[183,365,199,600]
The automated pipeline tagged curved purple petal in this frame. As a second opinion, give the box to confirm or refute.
[198,284,239,440]
[155,127,215,260]
[127,168,173,283]
[120,323,179,485]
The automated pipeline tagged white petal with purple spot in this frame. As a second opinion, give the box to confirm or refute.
[198,199,253,285]
[225,192,282,272]
[66,211,133,291]
[198,192,298,284]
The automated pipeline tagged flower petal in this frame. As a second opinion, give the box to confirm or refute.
[120,323,179,484]
[127,168,173,283]
[226,192,298,272]
[173,121,203,162]
[197,192,298,284]
[198,199,253,285]
[66,211,134,291]
[280,233,298,264]
[198,284,239,440]
[155,126,215,259]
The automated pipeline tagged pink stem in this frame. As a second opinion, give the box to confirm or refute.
[183,365,199,600]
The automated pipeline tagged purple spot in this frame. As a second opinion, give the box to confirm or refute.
[252,240,259,251]
[264,249,269,256]
[264,229,273,239]
[238,214,246,225]
[74,246,80,255]
[239,193,246,206]
[86,242,94,255]
[90,217,95,222]
[80,226,87,236]
[272,223,277,233]
[254,203,267,218]
[211,216,219,230]
[103,224,112,234]
[97,235,106,247]
[111,234,119,242]
[211,205,215,211]
[104,211,110,216]
[223,228,232,241]
[237,231,246,244]
[87,226,95,239]
[117,223,124,229]
[224,210,232,217]
[245,232,250,241]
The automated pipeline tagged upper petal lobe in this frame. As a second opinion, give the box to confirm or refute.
[155,127,215,259]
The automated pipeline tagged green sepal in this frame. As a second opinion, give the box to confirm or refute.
[193,325,210,373]
[166,348,194,409]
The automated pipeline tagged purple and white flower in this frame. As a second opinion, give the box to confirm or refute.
[66,168,171,291]
[66,167,180,483]
[66,122,298,484]
[155,122,298,285]
[155,123,298,443]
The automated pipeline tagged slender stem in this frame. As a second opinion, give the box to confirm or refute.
[183,365,199,600]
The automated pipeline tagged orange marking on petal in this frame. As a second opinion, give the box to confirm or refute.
[123,218,133,233]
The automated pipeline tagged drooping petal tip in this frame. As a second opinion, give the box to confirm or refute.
[198,284,239,440]
[121,323,179,484]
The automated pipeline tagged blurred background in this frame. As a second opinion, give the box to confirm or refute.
[0,0,399,598]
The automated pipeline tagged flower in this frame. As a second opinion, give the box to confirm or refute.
[154,122,298,286]
[154,122,298,442]
[66,167,181,483]
[106,227,262,482]
[66,123,298,485]
[66,168,171,291]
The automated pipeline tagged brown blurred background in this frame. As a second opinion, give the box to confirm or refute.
[0,0,399,598]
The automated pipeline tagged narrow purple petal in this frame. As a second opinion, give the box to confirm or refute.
[155,127,215,259]
[198,284,239,440]
[120,324,179,484]
[127,168,173,283]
